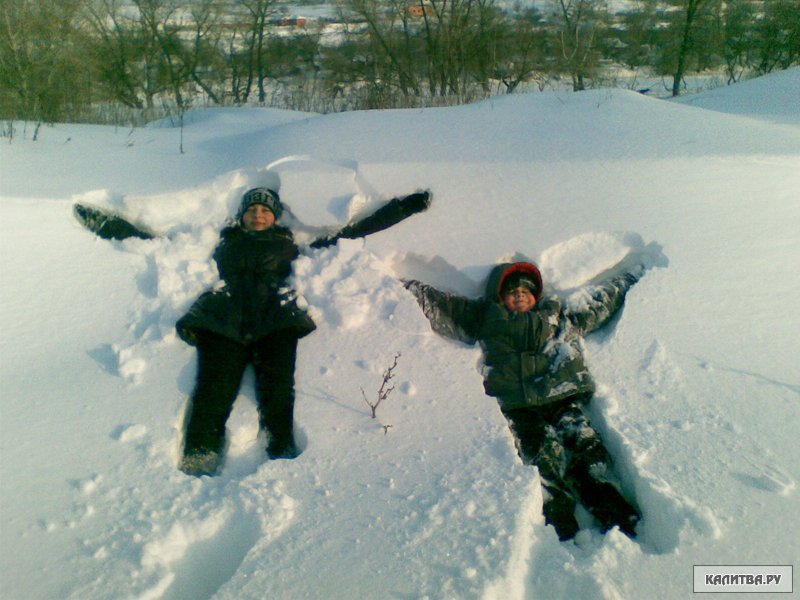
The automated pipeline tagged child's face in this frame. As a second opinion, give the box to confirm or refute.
[503,286,537,313]
[242,204,276,231]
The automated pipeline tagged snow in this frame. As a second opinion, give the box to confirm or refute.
[673,68,800,126]
[1,69,799,599]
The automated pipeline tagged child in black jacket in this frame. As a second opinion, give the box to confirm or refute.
[177,187,431,476]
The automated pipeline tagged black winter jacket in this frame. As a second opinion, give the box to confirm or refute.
[177,190,432,346]
[405,262,640,410]
[177,225,316,345]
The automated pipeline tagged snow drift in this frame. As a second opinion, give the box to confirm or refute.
[1,68,799,599]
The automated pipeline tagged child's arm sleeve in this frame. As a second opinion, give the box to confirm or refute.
[565,271,641,335]
[402,279,483,344]
[310,191,432,249]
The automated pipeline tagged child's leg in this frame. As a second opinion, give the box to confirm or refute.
[535,420,581,540]
[556,404,640,536]
[252,329,299,459]
[182,333,249,470]
[505,406,580,540]
[502,408,549,463]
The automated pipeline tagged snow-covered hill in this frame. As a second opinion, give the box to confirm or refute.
[1,68,798,599]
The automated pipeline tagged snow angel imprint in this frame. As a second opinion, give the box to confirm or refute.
[404,257,652,540]
[175,187,432,476]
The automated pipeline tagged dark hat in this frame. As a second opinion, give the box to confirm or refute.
[238,187,283,222]
[500,272,540,296]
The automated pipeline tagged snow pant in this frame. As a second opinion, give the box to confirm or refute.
[502,398,640,540]
[183,329,299,461]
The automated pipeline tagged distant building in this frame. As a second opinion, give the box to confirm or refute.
[269,16,309,27]
[407,2,434,17]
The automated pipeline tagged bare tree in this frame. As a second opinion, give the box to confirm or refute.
[720,0,756,84]
[417,0,502,97]
[132,0,190,113]
[85,0,182,115]
[668,0,714,96]
[493,5,548,93]
[550,0,609,91]
[183,0,226,105]
[0,0,90,124]
[349,0,421,98]
[239,0,277,102]
[347,0,507,103]
[85,0,147,109]
[617,0,661,71]
[753,0,800,75]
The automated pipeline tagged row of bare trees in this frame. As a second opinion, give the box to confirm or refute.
[82,0,279,111]
[305,0,798,98]
[1,0,797,126]
[616,0,799,92]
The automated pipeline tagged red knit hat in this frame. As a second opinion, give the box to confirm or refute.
[498,262,543,301]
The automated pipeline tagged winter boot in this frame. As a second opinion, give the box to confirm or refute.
[542,484,580,541]
[267,435,300,460]
[579,479,640,538]
[179,450,223,477]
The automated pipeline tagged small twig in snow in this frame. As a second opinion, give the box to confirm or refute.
[361,352,401,419]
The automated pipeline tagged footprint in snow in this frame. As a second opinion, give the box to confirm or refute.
[733,464,795,496]
[137,495,269,600]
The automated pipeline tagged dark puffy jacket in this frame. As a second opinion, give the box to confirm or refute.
[176,225,316,345]
[405,262,639,410]
[177,190,433,346]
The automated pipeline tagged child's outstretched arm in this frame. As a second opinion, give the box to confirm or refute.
[309,190,432,249]
[565,271,640,335]
[73,203,156,241]
[566,240,667,335]
[403,279,483,345]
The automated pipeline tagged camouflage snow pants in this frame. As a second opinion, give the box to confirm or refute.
[503,398,640,540]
